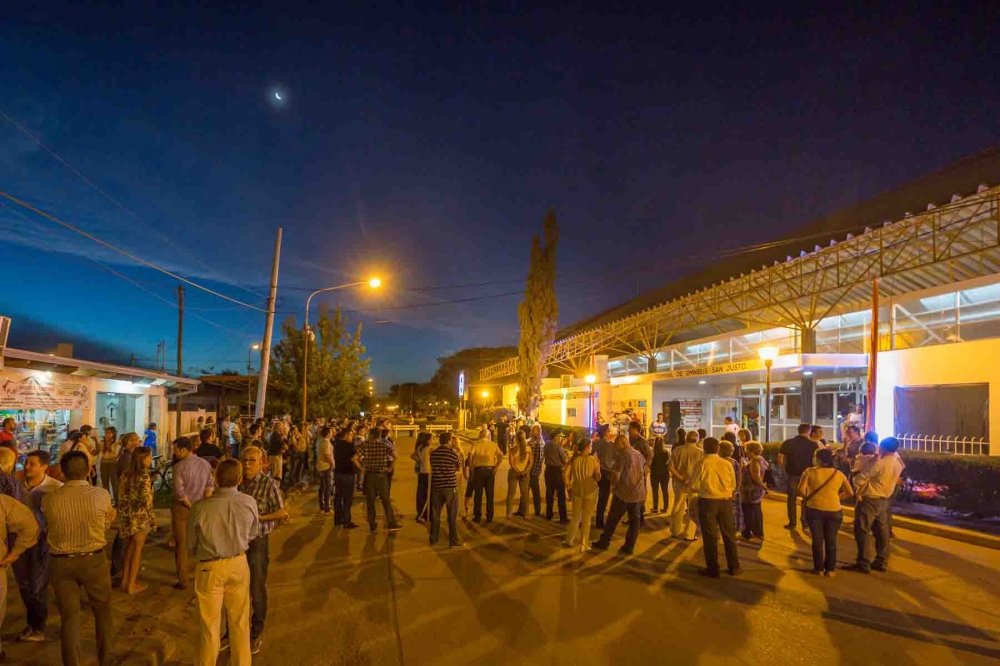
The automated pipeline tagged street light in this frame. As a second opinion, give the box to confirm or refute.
[758,346,779,441]
[302,277,382,425]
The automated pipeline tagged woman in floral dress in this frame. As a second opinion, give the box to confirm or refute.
[119,445,155,595]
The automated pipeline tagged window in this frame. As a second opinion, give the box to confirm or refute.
[567,408,577,418]
[816,393,834,423]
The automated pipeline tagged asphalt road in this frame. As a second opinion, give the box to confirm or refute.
[247,437,1000,666]
[4,435,999,665]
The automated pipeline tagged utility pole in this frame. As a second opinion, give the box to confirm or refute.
[255,227,282,420]
[176,284,184,441]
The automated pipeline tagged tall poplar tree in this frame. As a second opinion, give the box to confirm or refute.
[517,209,560,416]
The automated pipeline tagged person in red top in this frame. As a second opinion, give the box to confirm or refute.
[0,417,17,449]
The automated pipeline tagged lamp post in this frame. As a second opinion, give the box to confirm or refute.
[585,374,596,430]
[758,346,779,442]
[302,278,381,425]
[248,343,260,416]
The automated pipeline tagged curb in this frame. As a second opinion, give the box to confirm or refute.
[765,492,1000,551]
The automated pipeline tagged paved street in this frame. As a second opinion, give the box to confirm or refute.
[5,435,1000,665]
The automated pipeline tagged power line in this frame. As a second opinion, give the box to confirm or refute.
[0,190,270,312]
[0,107,268,302]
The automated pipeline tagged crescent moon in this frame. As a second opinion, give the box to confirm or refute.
[275,92,283,101]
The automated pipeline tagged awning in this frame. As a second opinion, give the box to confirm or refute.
[1,347,200,391]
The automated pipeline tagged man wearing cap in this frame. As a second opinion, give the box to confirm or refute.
[543,432,569,523]
[592,425,617,529]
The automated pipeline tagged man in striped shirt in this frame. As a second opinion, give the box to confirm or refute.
[591,435,647,556]
[42,451,116,665]
[238,446,287,655]
[428,432,464,548]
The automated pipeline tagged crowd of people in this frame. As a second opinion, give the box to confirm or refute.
[0,409,907,664]
[422,413,905,581]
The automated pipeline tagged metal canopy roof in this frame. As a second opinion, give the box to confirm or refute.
[481,182,1000,382]
[2,347,200,391]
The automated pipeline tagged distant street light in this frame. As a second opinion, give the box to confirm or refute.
[758,346,780,441]
[302,278,382,424]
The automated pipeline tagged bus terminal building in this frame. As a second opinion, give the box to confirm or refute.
[481,152,1000,456]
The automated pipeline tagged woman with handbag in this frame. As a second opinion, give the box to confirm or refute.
[797,448,853,576]
[739,441,768,540]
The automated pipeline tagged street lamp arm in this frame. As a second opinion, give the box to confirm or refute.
[304,281,367,326]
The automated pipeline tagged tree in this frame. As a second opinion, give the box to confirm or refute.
[427,346,518,400]
[266,303,371,419]
[517,209,560,416]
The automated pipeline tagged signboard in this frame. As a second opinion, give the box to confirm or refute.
[458,371,465,398]
[653,359,764,380]
[0,377,90,410]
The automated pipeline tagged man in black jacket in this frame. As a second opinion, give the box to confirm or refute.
[778,423,818,529]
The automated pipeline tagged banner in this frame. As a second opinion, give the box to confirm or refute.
[0,376,90,410]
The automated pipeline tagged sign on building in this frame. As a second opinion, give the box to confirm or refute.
[458,371,465,398]
[0,376,90,410]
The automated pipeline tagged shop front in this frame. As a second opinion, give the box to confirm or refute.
[0,347,198,458]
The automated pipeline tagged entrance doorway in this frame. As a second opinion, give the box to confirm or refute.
[97,393,137,437]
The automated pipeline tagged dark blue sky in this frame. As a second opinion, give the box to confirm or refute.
[2,3,996,386]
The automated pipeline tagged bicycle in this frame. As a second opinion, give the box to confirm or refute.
[150,455,176,494]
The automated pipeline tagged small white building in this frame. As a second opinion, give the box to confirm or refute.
[0,347,199,453]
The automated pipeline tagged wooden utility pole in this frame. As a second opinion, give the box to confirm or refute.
[255,227,282,420]
[176,284,184,440]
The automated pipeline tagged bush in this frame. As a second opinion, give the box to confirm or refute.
[898,451,1000,517]
[761,441,1000,518]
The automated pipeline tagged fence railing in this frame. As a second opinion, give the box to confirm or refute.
[896,433,990,456]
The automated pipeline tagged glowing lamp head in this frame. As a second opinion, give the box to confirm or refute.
[515,386,520,393]
[251,343,261,350]
[368,277,382,289]
[758,346,780,363]
[584,374,597,385]
[480,390,489,399]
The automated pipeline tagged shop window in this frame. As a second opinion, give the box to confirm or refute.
[894,384,988,439]
[816,393,834,423]
[785,393,802,422]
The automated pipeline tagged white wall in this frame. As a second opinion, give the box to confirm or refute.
[875,338,1000,454]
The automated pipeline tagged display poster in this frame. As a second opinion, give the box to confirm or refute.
[679,399,703,430]
[0,377,90,410]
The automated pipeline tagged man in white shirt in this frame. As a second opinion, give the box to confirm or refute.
[723,416,740,438]
[315,427,334,514]
[848,436,905,573]
[650,414,668,439]
[693,437,740,578]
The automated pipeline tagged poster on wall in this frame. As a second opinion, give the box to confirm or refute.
[679,399,703,430]
[0,377,90,410]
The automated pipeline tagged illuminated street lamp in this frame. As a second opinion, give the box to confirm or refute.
[303,277,382,424]
[758,346,779,441]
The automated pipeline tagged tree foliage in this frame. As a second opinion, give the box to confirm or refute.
[267,303,371,419]
[427,346,518,400]
[517,209,559,416]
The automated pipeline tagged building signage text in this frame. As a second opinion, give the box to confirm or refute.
[0,376,90,410]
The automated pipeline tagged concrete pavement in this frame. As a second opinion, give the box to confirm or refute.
[5,436,1000,664]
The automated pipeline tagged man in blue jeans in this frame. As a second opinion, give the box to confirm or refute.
[591,434,647,556]
[238,446,287,655]
[848,437,905,573]
[429,432,464,548]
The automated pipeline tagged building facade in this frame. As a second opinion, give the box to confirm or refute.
[485,176,1000,456]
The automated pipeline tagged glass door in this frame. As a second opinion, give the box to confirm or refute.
[710,398,739,439]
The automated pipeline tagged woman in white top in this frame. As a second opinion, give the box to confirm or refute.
[562,439,602,552]
[99,427,119,502]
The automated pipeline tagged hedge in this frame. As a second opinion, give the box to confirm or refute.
[761,441,1000,518]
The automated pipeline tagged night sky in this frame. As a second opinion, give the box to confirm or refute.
[2,4,997,386]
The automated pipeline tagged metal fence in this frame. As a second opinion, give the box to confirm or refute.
[896,433,990,456]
